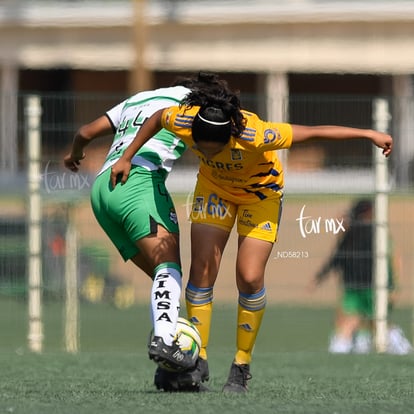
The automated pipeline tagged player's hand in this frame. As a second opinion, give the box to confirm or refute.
[371,131,393,157]
[63,152,85,172]
[110,158,131,188]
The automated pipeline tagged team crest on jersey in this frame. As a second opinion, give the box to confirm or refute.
[264,128,281,144]
[230,149,243,161]
[169,209,178,224]
[193,197,204,212]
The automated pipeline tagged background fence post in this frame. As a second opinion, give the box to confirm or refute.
[373,98,391,353]
[26,94,43,353]
[64,204,79,353]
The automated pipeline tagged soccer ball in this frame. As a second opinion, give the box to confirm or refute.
[175,317,201,359]
[152,317,201,372]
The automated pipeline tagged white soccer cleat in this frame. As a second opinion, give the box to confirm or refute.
[386,326,414,355]
[328,335,353,354]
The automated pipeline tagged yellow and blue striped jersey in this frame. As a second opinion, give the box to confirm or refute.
[161,105,293,203]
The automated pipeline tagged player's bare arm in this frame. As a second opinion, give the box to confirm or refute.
[110,109,164,187]
[291,125,393,157]
[64,116,113,172]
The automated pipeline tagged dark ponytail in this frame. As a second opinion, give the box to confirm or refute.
[180,72,245,142]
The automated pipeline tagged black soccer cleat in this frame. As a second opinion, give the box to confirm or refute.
[176,357,210,389]
[154,357,210,392]
[148,336,196,372]
[154,367,180,392]
[222,362,252,393]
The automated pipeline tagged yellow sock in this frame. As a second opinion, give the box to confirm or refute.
[185,283,213,360]
[234,289,266,365]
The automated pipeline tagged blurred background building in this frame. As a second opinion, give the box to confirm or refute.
[1,0,414,188]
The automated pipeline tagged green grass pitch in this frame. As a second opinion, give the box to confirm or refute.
[0,299,413,413]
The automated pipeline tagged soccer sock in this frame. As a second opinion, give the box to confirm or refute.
[235,288,266,366]
[151,262,182,346]
[185,282,213,360]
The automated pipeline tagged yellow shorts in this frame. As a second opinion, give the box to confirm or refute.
[189,180,283,242]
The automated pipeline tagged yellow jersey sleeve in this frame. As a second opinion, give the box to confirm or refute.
[161,105,198,147]
[238,110,293,152]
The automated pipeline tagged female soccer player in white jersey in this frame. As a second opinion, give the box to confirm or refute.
[109,73,393,393]
[64,75,220,381]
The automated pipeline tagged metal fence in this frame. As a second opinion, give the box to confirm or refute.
[0,92,412,354]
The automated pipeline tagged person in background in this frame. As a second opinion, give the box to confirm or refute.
[63,74,223,391]
[312,199,412,355]
[110,73,393,392]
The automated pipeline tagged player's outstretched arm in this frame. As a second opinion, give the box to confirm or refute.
[64,116,113,172]
[110,109,164,188]
[291,125,393,157]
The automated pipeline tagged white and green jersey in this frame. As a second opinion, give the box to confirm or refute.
[97,85,190,176]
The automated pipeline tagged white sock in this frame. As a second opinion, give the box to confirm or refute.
[151,262,182,346]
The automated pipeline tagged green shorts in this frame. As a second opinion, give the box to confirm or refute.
[90,166,179,261]
[342,288,373,319]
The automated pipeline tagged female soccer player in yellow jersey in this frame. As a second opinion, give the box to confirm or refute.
[110,73,393,393]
